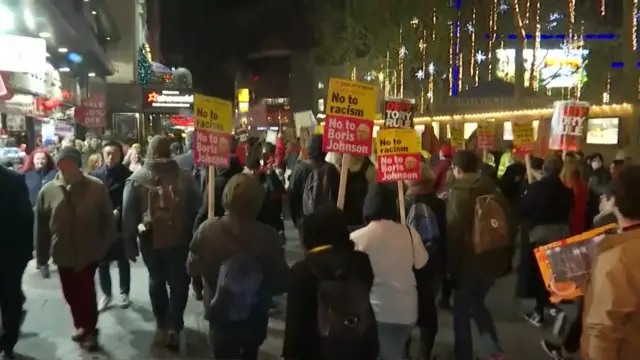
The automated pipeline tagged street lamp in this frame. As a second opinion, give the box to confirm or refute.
[0,4,15,33]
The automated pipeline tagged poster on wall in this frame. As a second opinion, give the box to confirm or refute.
[113,113,139,142]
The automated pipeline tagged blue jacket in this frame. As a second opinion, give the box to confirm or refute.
[24,168,57,207]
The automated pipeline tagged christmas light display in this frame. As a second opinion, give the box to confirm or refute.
[633,0,638,51]
[398,25,405,97]
[470,8,476,86]
[449,23,454,95]
[137,44,152,87]
[488,0,498,80]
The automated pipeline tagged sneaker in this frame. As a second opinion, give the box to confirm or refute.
[153,328,168,345]
[71,328,86,342]
[81,332,99,352]
[540,340,572,359]
[98,295,112,312]
[523,311,543,327]
[120,294,131,308]
[165,330,180,350]
[547,305,561,317]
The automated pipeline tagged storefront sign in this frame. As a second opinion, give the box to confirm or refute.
[193,94,233,168]
[75,94,107,127]
[143,88,194,112]
[376,128,421,183]
[322,78,377,156]
[0,35,47,73]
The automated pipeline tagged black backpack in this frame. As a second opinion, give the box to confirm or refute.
[343,160,371,226]
[302,162,333,216]
[311,265,377,359]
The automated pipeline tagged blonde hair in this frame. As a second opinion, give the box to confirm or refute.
[125,143,143,164]
[83,153,102,174]
[405,162,436,191]
[560,157,581,188]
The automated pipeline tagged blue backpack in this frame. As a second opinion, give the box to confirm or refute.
[406,201,440,252]
[208,254,264,323]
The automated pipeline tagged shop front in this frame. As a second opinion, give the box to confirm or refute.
[142,87,194,138]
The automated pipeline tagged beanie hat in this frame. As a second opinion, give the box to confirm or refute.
[55,147,82,167]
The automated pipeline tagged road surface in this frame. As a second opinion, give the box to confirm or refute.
[15,222,562,360]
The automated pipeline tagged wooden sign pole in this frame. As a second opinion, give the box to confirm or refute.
[336,154,350,210]
[397,182,406,224]
[524,153,534,184]
[207,166,215,217]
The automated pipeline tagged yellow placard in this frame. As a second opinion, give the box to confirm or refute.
[326,78,377,121]
[512,122,534,146]
[449,123,465,150]
[194,94,233,133]
[376,129,420,156]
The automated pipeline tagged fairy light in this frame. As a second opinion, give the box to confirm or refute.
[604,73,611,103]
[420,29,427,112]
[633,0,638,51]
[470,7,477,85]
[530,0,541,90]
[398,25,404,97]
[600,0,605,16]
[449,23,454,95]
[432,11,437,42]
[385,51,390,97]
[488,0,497,80]
[568,0,575,41]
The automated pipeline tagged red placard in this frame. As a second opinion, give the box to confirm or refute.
[549,101,589,152]
[322,115,373,156]
[383,98,415,128]
[376,153,421,183]
[193,129,232,167]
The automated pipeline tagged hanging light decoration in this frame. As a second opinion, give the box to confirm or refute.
[398,25,404,97]
[568,0,575,42]
[633,0,639,51]
[470,7,477,86]
[600,0,606,16]
[530,0,541,91]
[488,0,498,80]
[449,23,454,95]
[419,29,427,112]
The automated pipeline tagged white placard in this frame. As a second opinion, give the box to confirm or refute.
[0,35,47,73]
[265,130,278,145]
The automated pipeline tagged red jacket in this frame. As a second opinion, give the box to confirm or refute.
[235,143,249,167]
[433,158,453,193]
[566,178,589,235]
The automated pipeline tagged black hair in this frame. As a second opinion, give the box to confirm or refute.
[611,165,640,220]
[300,206,352,252]
[263,142,276,155]
[591,153,604,163]
[452,150,479,173]
[363,184,399,223]
[102,140,124,157]
[543,154,564,177]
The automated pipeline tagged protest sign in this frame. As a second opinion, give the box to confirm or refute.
[322,78,377,156]
[449,123,465,150]
[512,121,535,154]
[383,98,415,129]
[549,100,590,152]
[535,224,616,303]
[376,129,421,183]
[193,94,233,217]
[476,122,495,149]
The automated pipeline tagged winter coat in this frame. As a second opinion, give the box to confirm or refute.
[24,168,56,207]
[581,227,640,360]
[0,167,33,271]
[519,175,574,228]
[432,158,452,194]
[256,169,285,232]
[34,173,117,270]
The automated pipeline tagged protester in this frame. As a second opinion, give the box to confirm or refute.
[581,165,640,360]
[187,173,289,360]
[587,153,611,195]
[83,153,102,174]
[21,148,56,207]
[91,141,133,311]
[174,131,194,171]
[34,147,117,351]
[283,206,377,360]
[121,135,201,350]
[351,184,429,360]
[288,134,339,226]
[518,155,573,327]
[169,141,183,158]
[245,153,286,237]
[433,144,453,194]
[404,163,446,359]
[124,144,143,172]
[0,164,34,359]
[561,156,589,235]
[445,150,513,360]
[60,135,75,149]
[82,136,101,165]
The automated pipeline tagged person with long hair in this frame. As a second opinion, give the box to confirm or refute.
[22,148,56,207]
[83,153,102,174]
[561,156,589,235]
[124,144,143,172]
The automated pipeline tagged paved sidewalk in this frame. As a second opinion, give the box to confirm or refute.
[13,222,564,359]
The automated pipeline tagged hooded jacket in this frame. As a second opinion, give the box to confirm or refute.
[288,135,340,225]
[187,174,289,328]
[445,172,515,279]
[34,172,117,269]
[122,136,201,255]
[581,227,640,360]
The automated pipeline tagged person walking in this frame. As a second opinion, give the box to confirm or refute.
[21,148,56,207]
[90,140,133,311]
[122,135,201,350]
[0,164,34,359]
[34,147,117,351]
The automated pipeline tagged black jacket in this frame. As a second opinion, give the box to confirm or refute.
[24,168,57,207]
[257,170,285,232]
[0,166,33,270]
[283,246,377,360]
[288,161,340,226]
[519,176,574,228]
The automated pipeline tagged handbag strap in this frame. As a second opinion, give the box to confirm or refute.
[405,224,415,269]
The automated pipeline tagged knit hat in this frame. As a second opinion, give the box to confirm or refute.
[55,146,82,167]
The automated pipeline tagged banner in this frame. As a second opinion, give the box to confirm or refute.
[322,78,377,156]
[549,100,589,151]
[193,94,233,168]
[75,94,106,127]
[476,122,495,149]
[535,224,616,303]
[376,128,421,183]
[512,122,535,154]
[383,98,415,129]
[449,123,465,150]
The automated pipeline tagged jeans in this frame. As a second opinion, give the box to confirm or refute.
[141,246,190,332]
[0,263,27,353]
[377,322,414,360]
[453,275,502,360]
[58,263,99,332]
[97,258,130,297]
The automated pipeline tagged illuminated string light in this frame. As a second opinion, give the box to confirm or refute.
[398,25,404,97]
[470,7,477,85]
[633,0,639,51]
[600,0,606,16]
[530,0,541,90]
[488,0,497,80]
[449,23,454,95]
[419,28,426,112]
[568,0,575,41]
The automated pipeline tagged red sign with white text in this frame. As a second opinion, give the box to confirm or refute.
[549,101,589,151]
[322,115,373,156]
[376,154,421,183]
[76,94,106,127]
[193,130,232,168]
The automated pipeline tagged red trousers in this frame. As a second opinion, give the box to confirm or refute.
[58,263,98,331]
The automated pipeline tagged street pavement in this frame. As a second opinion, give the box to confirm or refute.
[14,221,561,360]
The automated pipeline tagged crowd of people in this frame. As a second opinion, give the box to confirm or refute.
[0,129,638,360]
